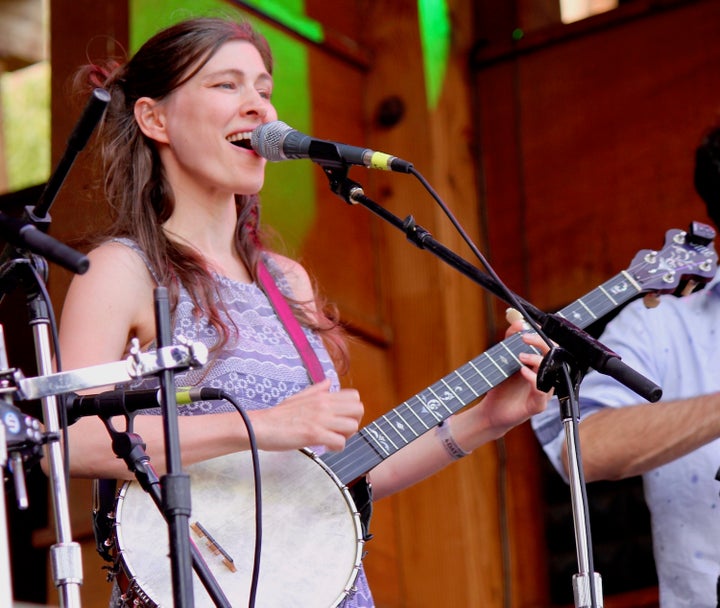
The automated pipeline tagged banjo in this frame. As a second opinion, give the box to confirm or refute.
[112,225,717,607]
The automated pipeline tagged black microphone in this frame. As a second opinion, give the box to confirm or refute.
[251,120,414,173]
[0,212,89,275]
[32,88,111,221]
[65,387,224,424]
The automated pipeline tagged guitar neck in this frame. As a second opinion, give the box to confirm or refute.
[321,270,643,485]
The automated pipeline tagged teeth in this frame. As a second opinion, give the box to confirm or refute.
[226,132,252,143]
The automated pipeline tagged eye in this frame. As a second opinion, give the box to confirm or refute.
[215,82,236,90]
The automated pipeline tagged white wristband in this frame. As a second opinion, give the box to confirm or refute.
[436,419,471,460]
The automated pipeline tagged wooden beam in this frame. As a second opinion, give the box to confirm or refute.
[0,0,46,71]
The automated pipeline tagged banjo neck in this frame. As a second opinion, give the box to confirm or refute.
[321,224,718,485]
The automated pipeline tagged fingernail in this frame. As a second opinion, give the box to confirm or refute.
[505,308,523,323]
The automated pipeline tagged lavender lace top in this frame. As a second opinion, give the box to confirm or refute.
[109,238,375,607]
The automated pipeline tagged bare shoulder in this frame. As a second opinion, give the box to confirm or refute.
[66,241,154,304]
[87,240,153,275]
[60,240,158,365]
[265,252,314,302]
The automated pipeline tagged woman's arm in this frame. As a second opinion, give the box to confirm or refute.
[368,326,550,500]
[59,245,364,479]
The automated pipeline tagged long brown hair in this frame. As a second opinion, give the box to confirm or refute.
[75,17,349,372]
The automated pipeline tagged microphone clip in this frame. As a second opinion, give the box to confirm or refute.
[321,164,364,205]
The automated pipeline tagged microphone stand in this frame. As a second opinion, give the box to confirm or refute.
[0,305,209,608]
[319,164,662,608]
[320,165,661,403]
[536,348,604,608]
[152,286,195,607]
[0,326,39,608]
[0,419,11,608]
[1,258,84,608]
[95,394,231,607]
[0,331,208,608]
[0,87,109,608]
[0,88,109,274]
[112,288,228,606]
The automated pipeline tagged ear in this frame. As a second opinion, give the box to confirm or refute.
[134,97,169,144]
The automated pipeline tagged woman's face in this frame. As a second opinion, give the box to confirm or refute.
[151,39,278,199]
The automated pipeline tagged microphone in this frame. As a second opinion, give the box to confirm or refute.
[0,212,90,275]
[251,120,414,173]
[65,387,224,424]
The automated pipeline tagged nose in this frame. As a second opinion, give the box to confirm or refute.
[242,89,272,120]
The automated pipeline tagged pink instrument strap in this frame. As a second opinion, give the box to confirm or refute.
[256,259,326,384]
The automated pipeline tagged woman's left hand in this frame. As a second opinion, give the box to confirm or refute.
[454,317,552,448]
[367,316,553,499]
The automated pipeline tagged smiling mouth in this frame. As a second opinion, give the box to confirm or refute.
[226,132,254,150]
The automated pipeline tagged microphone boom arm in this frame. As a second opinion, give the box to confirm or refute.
[321,164,662,404]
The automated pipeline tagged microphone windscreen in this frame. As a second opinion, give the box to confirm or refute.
[251,120,293,161]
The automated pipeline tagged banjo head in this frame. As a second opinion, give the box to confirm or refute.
[114,449,364,607]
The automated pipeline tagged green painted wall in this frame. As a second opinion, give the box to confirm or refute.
[130,0,320,253]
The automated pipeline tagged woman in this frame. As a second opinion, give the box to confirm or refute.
[59,17,549,607]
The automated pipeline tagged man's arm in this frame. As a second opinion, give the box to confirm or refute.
[570,393,720,481]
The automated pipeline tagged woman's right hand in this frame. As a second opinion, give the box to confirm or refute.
[249,378,364,452]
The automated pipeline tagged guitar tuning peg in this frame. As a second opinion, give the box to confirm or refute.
[687,221,716,246]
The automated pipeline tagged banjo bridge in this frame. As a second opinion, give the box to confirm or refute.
[191,521,237,573]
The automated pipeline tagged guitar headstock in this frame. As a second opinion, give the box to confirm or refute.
[629,221,718,296]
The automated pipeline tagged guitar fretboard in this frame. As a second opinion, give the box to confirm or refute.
[322,269,644,485]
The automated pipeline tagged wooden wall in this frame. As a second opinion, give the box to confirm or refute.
[12,0,720,606]
[475,1,720,605]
